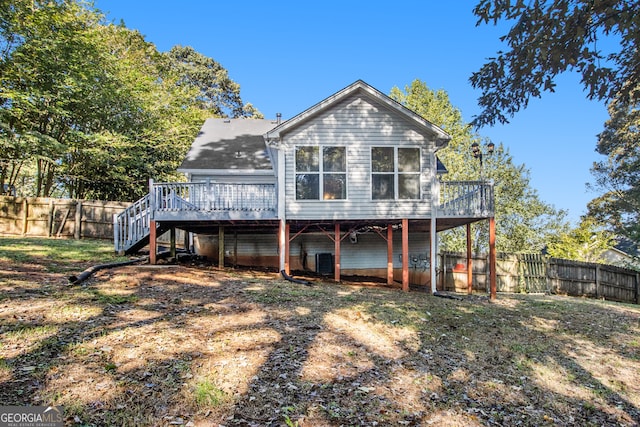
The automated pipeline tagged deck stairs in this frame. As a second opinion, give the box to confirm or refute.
[113,193,196,254]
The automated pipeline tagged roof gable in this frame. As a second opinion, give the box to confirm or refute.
[178,118,277,172]
[265,80,451,148]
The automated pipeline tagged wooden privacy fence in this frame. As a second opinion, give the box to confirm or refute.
[441,251,640,304]
[1,196,638,304]
[0,196,129,240]
[548,258,639,304]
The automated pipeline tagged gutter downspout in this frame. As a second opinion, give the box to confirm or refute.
[273,137,287,273]
[430,152,438,294]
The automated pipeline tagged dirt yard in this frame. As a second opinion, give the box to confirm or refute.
[1,238,639,426]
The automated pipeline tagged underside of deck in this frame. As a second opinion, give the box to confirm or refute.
[113,180,497,299]
[153,216,487,235]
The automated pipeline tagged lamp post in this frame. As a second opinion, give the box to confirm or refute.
[471,141,495,177]
[470,141,497,300]
[470,141,495,209]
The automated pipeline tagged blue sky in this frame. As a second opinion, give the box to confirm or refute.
[95,0,611,225]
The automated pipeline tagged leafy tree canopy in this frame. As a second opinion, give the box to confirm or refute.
[588,92,640,246]
[471,0,640,127]
[0,0,260,200]
[165,46,263,119]
[546,216,615,262]
[391,79,569,253]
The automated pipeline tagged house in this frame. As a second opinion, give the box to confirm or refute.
[602,247,640,270]
[114,80,497,296]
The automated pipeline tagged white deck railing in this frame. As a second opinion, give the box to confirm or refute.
[113,193,152,254]
[438,180,494,217]
[151,181,277,212]
[114,180,493,253]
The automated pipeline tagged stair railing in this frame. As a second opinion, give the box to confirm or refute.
[113,194,151,254]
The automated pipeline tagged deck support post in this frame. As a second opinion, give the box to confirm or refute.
[285,222,290,275]
[402,219,409,291]
[234,230,238,267]
[334,223,341,282]
[278,219,287,273]
[170,227,176,258]
[467,223,473,294]
[218,226,224,269]
[387,224,394,285]
[149,220,157,265]
[430,218,437,294]
[489,216,497,300]
[184,230,190,253]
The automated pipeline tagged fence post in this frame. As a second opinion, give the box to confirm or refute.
[545,257,551,294]
[636,272,639,305]
[441,252,446,290]
[74,200,82,240]
[47,199,54,237]
[22,198,28,235]
[485,253,490,294]
[595,264,601,299]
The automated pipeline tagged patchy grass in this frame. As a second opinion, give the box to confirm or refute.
[0,236,128,274]
[193,377,228,408]
[1,237,639,426]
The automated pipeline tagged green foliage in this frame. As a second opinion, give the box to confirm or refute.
[589,94,640,247]
[546,217,615,262]
[193,378,226,408]
[390,79,568,253]
[471,0,640,127]
[165,45,263,119]
[1,0,103,196]
[0,0,254,200]
[390,80,475,149]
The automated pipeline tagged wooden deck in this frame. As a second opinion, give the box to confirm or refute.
[152,182,277,221]
[438,180,494,218]
[114,180,493,254]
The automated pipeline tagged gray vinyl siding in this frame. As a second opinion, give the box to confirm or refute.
[324,232,431,269]
[224,231,431,270]
[283,94,436,220]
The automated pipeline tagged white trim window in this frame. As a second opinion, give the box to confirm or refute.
[371,147,421,200]
[295,146,347,200]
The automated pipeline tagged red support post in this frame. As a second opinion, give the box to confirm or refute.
[467,223,473,295]
[335,223,341,282]
[402,219,409,291]
[387,224,394,285]
[489,217,497,300]
[149,220,157,265]
[285,222,290,275]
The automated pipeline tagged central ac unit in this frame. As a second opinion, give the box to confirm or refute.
[316,253,334,275]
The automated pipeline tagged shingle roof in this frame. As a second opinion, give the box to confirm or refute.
[178,118,278,172]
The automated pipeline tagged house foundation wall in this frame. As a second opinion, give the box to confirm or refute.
[193,230,433,284]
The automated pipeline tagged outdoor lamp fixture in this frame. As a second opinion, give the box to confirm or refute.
[471,141,494,167]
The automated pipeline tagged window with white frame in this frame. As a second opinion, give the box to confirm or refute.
[371,147,421,199]
[295,146,347,200]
